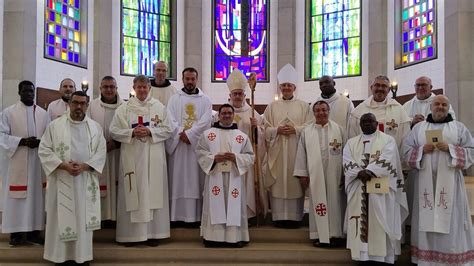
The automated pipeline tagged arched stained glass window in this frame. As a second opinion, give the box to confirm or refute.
[396,0,436,68]
[213,0,269,81]
[121,0,173,77]
[44,0,87,67]
[306,0,361,80]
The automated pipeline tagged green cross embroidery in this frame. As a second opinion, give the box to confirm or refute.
[56,142,69,160]
[87,179,98,203]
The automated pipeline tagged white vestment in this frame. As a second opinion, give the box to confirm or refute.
[110,96,173,242]
[403,93,456,120]
[39,114,106,263]
[87,97,123,221]
[294,120,345,242]
[343,131,408,263]
[47,98,69,120]
[214,102,267,218]
[166,89,212,222]
[197,127,254,243]
[313,93,354,132]
[151,80,177,107]
[262,98,312,221]
[403,119,474,266]
[348,96,410,151]
[0,103,49,233]
[403,93,456,225]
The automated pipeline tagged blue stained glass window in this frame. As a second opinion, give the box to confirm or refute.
[121,0,172,77]
[306,0,361,80]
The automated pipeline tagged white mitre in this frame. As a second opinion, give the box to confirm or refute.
[226,69,249,93]
[277,64,297,85]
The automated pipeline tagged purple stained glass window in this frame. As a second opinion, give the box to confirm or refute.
[213,0,269,81]
[399,0,436,66]
[44,0,84,66]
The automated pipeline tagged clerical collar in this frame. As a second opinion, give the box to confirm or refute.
[427,113,453,124]
[100,95,118,104]
[321,92,336,99]
[61,96,70,103]
[151,79,171,88]
[282,96,294,101]
[212,122,238,129]
[182,88,199,95]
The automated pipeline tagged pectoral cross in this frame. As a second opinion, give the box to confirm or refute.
[151,115,161,126]
[125,172,134,192]
[437,187,448,209]
[329,139,341,150]
[371,150,381,161]
[386,119,398,129]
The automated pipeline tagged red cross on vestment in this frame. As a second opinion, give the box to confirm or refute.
[208,132,216,141]
[231,188,239,198]
[138,116,144,125]
[315,203,327,216]
[211,186,220,196]
[235,135,244,143]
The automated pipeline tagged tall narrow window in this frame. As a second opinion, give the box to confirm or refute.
[213,0,269,81]
[396,0,436,68]
[44,0,87,67]
[121,0,173,77]
[306,0,361,80]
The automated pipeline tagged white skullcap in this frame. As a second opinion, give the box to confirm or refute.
[226,68,248,93]
[277,64,297,85]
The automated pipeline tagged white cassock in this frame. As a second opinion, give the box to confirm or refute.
[47,98,69,120]
[87,97,123,221]
[0,102,49,234]
[402,93,456,224]
[196,126,254,243]
[214,102,267,218]
[294,120,345,243]
[347,96,410,151]
[151,79,177,107]
[343,131,408,264]
[403,118,474,266]
[403,93,456,120]
[39,113,106,263]
[312,93,354,132]
[262,98,312,221]
[110,96,173,242]
[166,89,212,222]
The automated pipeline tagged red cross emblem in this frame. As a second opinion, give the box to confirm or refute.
[235,135,244,143]
[208,132,216,141]
[231,188,239,198]
[315,203,327,216]
[211,186,220,196]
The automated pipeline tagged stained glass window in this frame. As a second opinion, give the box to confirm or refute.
[306,0,361,80]
[121,0,171,77]
[44,0,85,66]
[213,0,269,81]
[398,0,436,67]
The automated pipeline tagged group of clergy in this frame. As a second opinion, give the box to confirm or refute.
[0,61,473,266]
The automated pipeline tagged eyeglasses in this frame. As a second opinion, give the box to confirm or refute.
[414,83,430,87]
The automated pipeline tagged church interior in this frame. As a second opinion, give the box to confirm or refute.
[0,0,473,264]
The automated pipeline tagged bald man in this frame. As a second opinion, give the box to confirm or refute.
[403,76,455,127]
[403,95,474,265]
[47,78,77,120]
[150,61,177,106]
